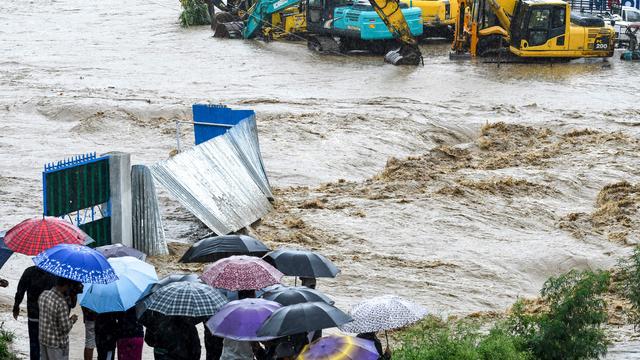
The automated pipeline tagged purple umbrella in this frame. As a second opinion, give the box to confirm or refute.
[298,335,379,360]
[206,298,282,341]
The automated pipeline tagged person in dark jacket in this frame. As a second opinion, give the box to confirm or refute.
[141,311,170,359]
[289,333,309,356]
[152,316,201,360]
[13,266,56,360]
[204,322,223,360]
[117,308,144,360]
[357,332,391,360]
[95,312,119,360]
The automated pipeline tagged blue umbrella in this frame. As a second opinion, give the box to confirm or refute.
[33,244,118,284]
[0,231,14,270]
[80,256,158,313]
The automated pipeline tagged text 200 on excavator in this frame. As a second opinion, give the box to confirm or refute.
[450,0,616,59]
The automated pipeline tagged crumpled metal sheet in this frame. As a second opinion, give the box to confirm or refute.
[150,115,272,235]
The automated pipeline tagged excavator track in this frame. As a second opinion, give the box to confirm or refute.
[307,36,341,54]
[212,11,244,38]
[214,21,245,38]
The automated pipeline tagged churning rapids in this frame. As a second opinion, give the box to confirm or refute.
[1,0,640,358]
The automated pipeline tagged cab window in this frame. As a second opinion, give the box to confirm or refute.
[549,7,565,38]
[628,10,640,22]
[551,8,565,29]
[528,8,550,46]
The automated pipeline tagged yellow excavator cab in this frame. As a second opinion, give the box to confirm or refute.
[508,0,614,58]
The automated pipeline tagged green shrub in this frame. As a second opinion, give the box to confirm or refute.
[619,246,640,330]
[394,316,531,360]
[179,0,211,27]
[0,322,17,360]
[509,270,610,360]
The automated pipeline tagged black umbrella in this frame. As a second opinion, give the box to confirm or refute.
[263,248,340,278]
[261,286,335,306]
[179,235,270,263]
[135,274,201,318]
[257,302,352,337]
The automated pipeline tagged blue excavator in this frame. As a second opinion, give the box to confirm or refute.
[209,0,424,64]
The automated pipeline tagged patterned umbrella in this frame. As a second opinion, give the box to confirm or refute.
[179,235,270,263]
[257,302,353,337]
[5,217,88,255]
[264,248,340,278]
[80,256,158,313]
[297,335,379,360]
[135,273,202,317]
[206,298,282,341]
[261,286,334,306]
[200,255,283,291]
[141,281,228,318]
[33,244,118,284]
[96,243,146,261]
[339,295,428,333]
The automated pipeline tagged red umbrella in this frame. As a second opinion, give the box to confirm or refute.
[4,217,88,255]
[201,255,283,291]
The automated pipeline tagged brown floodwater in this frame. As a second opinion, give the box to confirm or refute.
[1,0,640,358]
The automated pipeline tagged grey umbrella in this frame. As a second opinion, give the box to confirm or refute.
[96,243,146,261]
[261,286,335,306]
[257,302,352,337]
[180,235,270,263]
[263,248,340,278]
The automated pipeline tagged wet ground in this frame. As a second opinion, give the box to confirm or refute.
[2,0,640,358]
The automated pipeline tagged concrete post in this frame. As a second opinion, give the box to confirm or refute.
[104,152,133,247]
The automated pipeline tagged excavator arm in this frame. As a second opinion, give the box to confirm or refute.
[451,0,513,56]
[368,0,423,64]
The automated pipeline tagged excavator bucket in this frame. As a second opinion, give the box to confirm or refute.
[384,44,423,65]
[213,21,245,38]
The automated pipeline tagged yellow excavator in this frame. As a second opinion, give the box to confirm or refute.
[451,0,615,59]
[401,0,459,38]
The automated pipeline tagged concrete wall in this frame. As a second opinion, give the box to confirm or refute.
[104,152,132,247]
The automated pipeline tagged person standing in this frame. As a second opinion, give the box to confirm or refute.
[13,266,55,360]
[82,307,97,360]
[95,312,119,360]
[117,308,144,360]
[38,277,80,360]
[204,322,224,360]
[160,317,201,360]
[357,332,391,360]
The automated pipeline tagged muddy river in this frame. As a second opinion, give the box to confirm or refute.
[1,0,640,358]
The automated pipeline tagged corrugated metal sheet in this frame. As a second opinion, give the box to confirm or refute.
[150,115,272,235]
[131,165,168,256]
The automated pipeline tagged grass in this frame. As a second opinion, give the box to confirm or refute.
[393,316,531,360]
[394,269,611,360]
[0,322,17,360]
